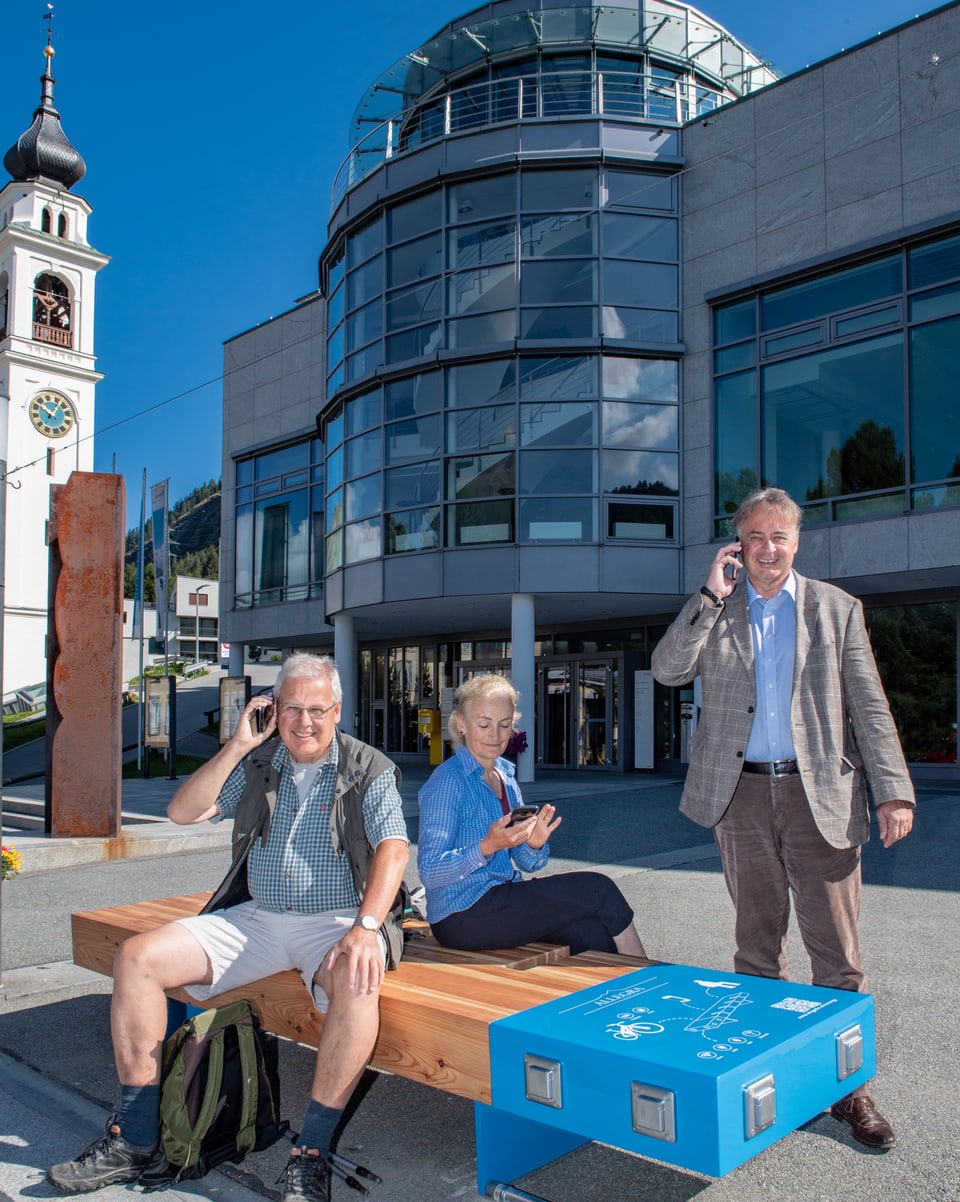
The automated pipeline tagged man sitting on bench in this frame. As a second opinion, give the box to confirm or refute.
[48,653,409,1202]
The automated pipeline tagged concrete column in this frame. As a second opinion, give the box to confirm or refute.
[228,644,244,677]
[511,593,536,784]
[334,613,357,736]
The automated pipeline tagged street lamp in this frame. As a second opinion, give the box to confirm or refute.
[194,583,210,665]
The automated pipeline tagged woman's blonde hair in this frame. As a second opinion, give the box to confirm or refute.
[448,673,520,748]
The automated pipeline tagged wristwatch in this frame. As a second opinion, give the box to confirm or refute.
[699,585,724,610]
[353,914,379,931]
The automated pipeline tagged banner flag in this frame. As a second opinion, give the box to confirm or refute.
[150,479,170,643]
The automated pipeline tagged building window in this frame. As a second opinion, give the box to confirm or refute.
[712,229,960,532]
[233,438,323,609]
[323,349,678,563]
[867,601,958,765]
[325,163,679,393]
[58,213,68,238]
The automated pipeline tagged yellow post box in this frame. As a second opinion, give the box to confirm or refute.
[418,707,443,765]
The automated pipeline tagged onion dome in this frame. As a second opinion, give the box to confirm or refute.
[4,41,86,190]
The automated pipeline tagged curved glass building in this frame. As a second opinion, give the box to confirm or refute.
[223,0,960,778]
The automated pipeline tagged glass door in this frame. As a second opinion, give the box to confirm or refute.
[538,664,570,767]
[578,660,617,767]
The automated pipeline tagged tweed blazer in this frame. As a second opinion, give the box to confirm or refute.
[651,573,915,849]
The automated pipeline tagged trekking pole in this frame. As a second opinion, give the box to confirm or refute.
[486,1184,551,1202]
[329,1152,382,1184]
[327,1157,369,1194]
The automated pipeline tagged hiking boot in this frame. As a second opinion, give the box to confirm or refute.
[277,1148,331,1202]
[47,1119,158,1193]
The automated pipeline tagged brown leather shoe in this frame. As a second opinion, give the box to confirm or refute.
[830,1095,896,1150]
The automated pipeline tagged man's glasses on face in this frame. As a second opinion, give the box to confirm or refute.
[276,701,339,721]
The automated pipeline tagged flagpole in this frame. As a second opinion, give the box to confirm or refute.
[136,470,146,771]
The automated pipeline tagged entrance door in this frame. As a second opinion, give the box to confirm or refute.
[577,660,616,767]
[538,658,619,768]
[539,664,570,767]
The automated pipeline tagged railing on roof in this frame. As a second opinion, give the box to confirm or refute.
[331,67,723,212]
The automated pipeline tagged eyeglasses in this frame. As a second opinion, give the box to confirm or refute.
[276,701,339,721]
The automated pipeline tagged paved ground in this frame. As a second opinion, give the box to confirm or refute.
[0,757,957,1202]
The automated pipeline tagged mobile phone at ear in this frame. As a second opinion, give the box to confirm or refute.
[506,804,540,827]
[725,545,743,581]
[255,705,274,733]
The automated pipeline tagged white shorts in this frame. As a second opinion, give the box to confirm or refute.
[175,901,386,1013]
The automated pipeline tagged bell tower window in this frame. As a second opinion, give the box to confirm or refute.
[58,212,68,238]
[41,207,52,233]
[33,271,72,347]
[0,273,9,340]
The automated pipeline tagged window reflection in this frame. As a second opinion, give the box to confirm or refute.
[520,401,596,447]
[867,602,957,764]
[448,451,515,499]
[603,449,678,495]
[910,314,960,484]
[346,473,380,522]
[386,415,442,464]
[519,449,597,494]
[762,334,904,502]
[345,519,382,564]
[386,506,440,553]
[448,499,514,545]
[519,497,596,541]
[446,405,516,453]
[385,460,441,509]
[603,401,678,449]
[607,500,675,539]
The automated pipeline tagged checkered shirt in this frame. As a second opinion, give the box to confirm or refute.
[213,738,408,913]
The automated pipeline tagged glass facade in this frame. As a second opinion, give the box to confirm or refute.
[322,160,681,557]
[713,230,960,530]
[234,439,324,609]
[321,352,679,557]
[326,164,678,398]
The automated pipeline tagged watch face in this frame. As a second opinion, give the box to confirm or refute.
[29,390,76,439]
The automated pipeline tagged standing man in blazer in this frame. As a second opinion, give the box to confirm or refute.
[652,487,914,1150]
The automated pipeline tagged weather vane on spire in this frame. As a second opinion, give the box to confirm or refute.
[42,5,55,57]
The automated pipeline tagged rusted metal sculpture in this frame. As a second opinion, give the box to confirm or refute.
[46,472,124,837]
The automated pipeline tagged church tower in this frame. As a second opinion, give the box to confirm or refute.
[0,23,108,692]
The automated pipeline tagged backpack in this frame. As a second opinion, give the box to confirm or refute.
[140,999,289,1189]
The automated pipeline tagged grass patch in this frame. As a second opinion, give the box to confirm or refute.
[3,715,45,751]
[122,753,209,779]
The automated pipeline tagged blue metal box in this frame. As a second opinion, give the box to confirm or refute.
[479,964,874,1183]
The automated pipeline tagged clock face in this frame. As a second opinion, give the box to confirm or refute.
[29,390,76,439]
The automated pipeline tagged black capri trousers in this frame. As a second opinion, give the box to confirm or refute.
[430,871,634,955]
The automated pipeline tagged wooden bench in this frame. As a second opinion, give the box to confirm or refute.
[72,892,653,1106]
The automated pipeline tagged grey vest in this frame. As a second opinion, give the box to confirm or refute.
[201,729,405,969]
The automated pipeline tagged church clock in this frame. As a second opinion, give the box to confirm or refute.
[29,389,77,438]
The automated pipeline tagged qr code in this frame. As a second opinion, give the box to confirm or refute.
[771,996,821,1014]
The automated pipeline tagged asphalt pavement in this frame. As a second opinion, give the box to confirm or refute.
[0,726,957,1201]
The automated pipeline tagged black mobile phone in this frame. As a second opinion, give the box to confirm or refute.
[506,804,540,827]
[254,704,273,733]
[725,544,743,581]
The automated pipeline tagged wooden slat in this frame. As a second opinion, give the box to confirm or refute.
[70,895,654,1106]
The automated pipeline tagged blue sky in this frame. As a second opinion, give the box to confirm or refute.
[1,0,947,530]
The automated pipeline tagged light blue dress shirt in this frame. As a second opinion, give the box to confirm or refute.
[744,571,798,763]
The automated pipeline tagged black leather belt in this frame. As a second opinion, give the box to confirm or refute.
[743,759,798,776]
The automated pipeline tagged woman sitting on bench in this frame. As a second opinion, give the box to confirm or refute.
[417,674,647,957]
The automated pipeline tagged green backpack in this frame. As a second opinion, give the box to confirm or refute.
[140,999,289,1188]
